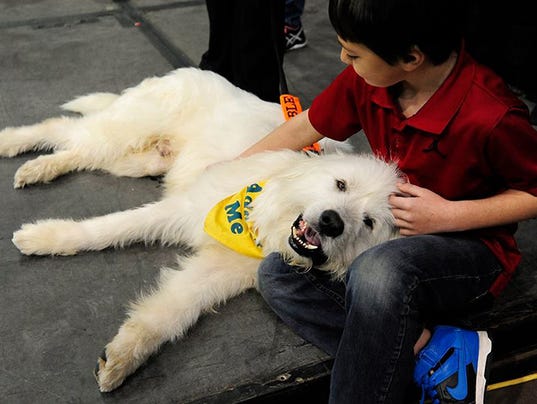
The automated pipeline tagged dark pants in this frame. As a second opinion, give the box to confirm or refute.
[258,234,502,403]
[200,0,285,103]
[285,0,305,28]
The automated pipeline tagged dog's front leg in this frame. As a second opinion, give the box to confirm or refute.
[95,248,258,392]
[12,198,190,255]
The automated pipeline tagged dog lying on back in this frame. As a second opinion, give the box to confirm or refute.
[0,68,400,392]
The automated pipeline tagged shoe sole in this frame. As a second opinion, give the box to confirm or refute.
[286,42,308,51]
[475,331,492,404]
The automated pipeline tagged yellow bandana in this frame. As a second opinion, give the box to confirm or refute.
[204,182,266,258]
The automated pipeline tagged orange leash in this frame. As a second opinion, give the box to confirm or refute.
[279,94,302,120]
[279,94,322,154]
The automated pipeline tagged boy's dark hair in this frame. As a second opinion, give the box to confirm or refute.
[328,0,465,65]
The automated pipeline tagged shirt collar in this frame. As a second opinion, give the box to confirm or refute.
[370,43,475,135]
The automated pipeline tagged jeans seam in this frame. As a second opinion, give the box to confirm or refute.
[419,264,503,293]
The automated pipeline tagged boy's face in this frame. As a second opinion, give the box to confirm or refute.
[338,37,406,88]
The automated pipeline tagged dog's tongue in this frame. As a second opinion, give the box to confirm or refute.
[304,226,321,247]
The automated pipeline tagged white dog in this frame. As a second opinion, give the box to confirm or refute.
[0,68,400,392]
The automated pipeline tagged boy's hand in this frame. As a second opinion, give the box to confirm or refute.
[389,182,455,236]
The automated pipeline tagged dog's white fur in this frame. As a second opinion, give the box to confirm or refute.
[0,68,400,392]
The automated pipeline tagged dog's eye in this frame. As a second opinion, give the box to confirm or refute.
[336,179,347,192]
[363,216,374,229]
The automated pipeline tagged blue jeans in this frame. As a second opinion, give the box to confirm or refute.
[258,234,503,403]
[285,0,305,28]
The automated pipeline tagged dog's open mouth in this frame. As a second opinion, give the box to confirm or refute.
[288,214,328,265]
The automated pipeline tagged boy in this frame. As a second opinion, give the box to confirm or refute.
[240,0,537,402]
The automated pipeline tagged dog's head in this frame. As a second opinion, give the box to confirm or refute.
[252,153,401,279]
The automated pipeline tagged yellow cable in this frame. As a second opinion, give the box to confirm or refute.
[487,372,537,391]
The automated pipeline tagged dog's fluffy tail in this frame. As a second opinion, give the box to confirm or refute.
[61,92,119,115]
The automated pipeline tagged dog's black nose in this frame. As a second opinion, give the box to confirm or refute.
[319,210,344,238]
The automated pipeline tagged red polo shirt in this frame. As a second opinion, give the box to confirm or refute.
[309,47,537,296]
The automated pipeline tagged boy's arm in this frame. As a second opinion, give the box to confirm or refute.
[390,183,537,236]
[239,109,324,159]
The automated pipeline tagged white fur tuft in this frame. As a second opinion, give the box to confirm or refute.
[61,92,119,115]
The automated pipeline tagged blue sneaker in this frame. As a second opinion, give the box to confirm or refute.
[414,326,492,404]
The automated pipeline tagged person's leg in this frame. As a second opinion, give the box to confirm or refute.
[283,0,307,52]
[231,0,284,102]
[199,0,233,79]
[284,0,305,28]
[258,253,346,356]
[330,234,502,403]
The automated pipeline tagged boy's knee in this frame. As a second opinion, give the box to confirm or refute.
[346,242,406,294]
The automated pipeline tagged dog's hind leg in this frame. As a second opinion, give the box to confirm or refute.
[12,198,193,256]
[0,116,75,157]
[13,149,86,188]
[95,249,258,392]
[13,139,175,188]
[2,110,173,184]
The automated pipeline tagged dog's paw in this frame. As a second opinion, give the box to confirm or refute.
[13,158,57,188]
[0,128,24,157]
[94,322,154,392]
[94,348,130,393]
[12,221,79,256]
